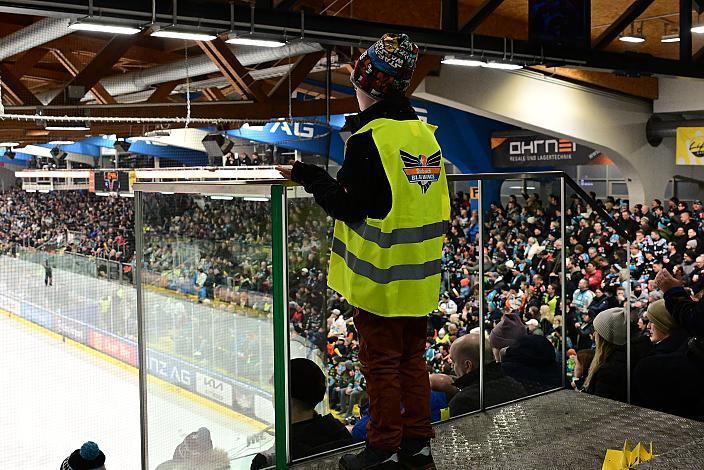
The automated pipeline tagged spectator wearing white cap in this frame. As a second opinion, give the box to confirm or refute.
[584,308,653,402]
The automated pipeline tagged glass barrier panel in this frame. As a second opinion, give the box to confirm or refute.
[563,182,632,402]
[0,190,140,467]
[437,179,482,419]
[286,188,353,463]
[139,192,275,470]
[481,176,564,408]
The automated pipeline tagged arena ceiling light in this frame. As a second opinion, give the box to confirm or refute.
[48,140,75,145]
[224,2,284,47]
[692,24,704,34]
[68,1,142,35]
[225,35,286,48]
[483,60,523,70]
[661,33,680,43]
[69,18,142,35]
[619,23,646,43]
[151,27,217,41]
[0,142,19,148]
[150,0,216,41]
[441,56,484,67]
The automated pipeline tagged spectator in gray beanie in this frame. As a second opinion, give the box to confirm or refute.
[60,442,106,470]
[490,312,528,361]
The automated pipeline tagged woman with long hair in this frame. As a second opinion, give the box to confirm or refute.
[583,307,653,402]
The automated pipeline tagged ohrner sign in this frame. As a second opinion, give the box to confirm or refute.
[492,131,601,167]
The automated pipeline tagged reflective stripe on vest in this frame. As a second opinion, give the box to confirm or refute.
[327,118,450,317]
[346,220,449,249]
[331,237,442,284]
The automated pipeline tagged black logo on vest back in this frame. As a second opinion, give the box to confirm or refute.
[400,150,442,193]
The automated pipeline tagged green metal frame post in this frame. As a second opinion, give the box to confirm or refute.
[271,185,290,469]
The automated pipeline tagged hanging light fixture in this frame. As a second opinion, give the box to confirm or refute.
[661,22,680,42]
[619,22,646,43]
[225,3,285,47]
[441,56,485,67]
[151,0,217,41]
[483,38,524,70]
[692,14,704,34]
[69,0,143,34]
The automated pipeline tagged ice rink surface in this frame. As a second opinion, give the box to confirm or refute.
[0,256,273,469]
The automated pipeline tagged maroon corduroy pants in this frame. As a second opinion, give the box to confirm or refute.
[353,308,435,451]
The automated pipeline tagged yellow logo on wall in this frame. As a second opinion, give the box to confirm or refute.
[676,127,704,165]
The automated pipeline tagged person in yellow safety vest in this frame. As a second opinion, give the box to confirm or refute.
[278,33,449,470]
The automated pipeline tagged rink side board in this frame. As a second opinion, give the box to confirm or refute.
[0,303,268,431]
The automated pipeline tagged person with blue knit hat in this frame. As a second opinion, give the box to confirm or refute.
[60,442,106,470]
[279,32,448,470]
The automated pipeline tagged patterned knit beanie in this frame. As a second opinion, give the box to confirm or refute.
[351,33,419,99]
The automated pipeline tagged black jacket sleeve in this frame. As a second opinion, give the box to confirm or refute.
[290,129,391,224]
[664,286,704,337]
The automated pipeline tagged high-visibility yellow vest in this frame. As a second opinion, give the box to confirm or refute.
[328,118,450,317]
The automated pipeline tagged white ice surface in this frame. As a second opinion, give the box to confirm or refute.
[0,312,272,469]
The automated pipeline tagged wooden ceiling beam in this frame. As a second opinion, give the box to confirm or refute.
[49,28,152,106]
[592,0,656,50]
[268,51,326,99]
[41,33,184,65]
[198,39,268,102]
[0,63,41,106]
[11,48,50,78]
[146,80,181,103]
[203,87,227,101]
[51,50,116,105]
[2,96,359,122]
[442,0,459,32]
[459,0,506,34]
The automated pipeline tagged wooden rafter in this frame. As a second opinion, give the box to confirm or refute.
[146,80,181,103]
[42,33,184,65]
[2,96,359,122]
[51,50,116,105]
[202,87,227,101]
[442,0,458,31]
[276,0,301,10]
[268,51,326,99]
[49,28,152,105]
[0,63,41,106]
[11,48,50,78]
[459,0,506,34]
[592,0,656,49]
[198,39,268,102]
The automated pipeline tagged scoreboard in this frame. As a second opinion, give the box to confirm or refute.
[91,170,132,193]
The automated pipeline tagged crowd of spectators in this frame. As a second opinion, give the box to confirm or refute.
[4,182,704,430]
[0,188,133,263]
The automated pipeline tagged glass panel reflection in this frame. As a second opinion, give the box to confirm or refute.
[0,189,139,467]
[141,192,275,470]
[563,183,634,403]
[481,177,563,409]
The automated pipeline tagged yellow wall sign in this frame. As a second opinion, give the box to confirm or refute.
[676,127,704,165]
[469,186,479,199]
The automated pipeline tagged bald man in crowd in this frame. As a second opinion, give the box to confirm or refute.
[447,332,525,417]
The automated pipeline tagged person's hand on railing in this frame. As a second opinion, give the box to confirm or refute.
[274,160,295,180]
